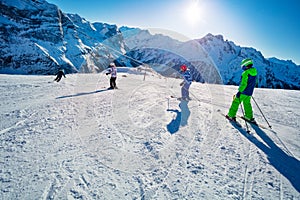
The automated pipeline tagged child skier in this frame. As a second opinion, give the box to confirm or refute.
[226,58,258,123]
[106,62,118,89]
[54,69,66,82]
[179,64,192,101]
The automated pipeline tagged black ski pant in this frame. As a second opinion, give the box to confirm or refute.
[54,75,62,82]
[110,77,117,89]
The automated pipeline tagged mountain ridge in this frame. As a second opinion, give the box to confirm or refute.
[1,0,299,89]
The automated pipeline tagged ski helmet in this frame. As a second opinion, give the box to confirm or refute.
[180,65,187,71]
[241,58,253,68]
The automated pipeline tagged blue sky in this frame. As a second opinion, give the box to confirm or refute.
[47,0,300,64]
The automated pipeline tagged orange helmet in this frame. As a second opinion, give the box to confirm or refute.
[180,65,187,71]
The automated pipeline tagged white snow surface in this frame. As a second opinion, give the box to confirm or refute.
[0,68,299,199]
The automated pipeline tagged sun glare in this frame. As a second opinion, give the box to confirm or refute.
[185,0,202,25]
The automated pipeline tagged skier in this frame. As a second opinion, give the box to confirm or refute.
[54,69,66,82]
[226,58,258,123]
[106,62,118,89]
[179,64,192,101]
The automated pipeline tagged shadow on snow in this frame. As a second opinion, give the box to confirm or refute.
[166,100,190,134]
[238,124,300,193]
[56,89,109,99]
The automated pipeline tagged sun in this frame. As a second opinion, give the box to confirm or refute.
[184,0,202,25]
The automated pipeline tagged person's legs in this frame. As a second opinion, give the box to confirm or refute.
[228,94,252,118]
[112,77,117,88]
[110,78,114,88]
[243,95,253,119]
[227,97,241,118]
[56,75,62,82]
[181,83,190,99]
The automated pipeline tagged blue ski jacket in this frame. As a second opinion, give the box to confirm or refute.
[239,67,257,96]
[182,69,193,84]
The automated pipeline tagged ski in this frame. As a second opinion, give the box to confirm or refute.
[238,116,268,129]
[220,113,242,127]
[224,114,242,128]
[170,96,191,101]
[220,113,251,133]
[170,95,182,101]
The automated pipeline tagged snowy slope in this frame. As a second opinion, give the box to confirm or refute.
[0,70,299,199]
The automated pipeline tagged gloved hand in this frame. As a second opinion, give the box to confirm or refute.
[180,82,184,86]
[236,91,241,98]
[106,73,109,75]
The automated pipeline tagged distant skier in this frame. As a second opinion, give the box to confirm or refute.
[106,62,118,89]
[179,64,192,101]
[226,58,258,123]
[54,69,66,82]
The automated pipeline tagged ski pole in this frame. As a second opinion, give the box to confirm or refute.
[252,96,272,129]
[239,97,250,133]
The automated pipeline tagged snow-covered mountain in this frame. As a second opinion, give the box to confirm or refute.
[197,34,300,89]
[0,71,299,199]
[1,0,300,89]
[118,29,300,89]
[117,28,214,84]
[0,0,126,74]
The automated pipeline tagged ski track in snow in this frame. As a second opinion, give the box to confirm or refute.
[0,72,299,199]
